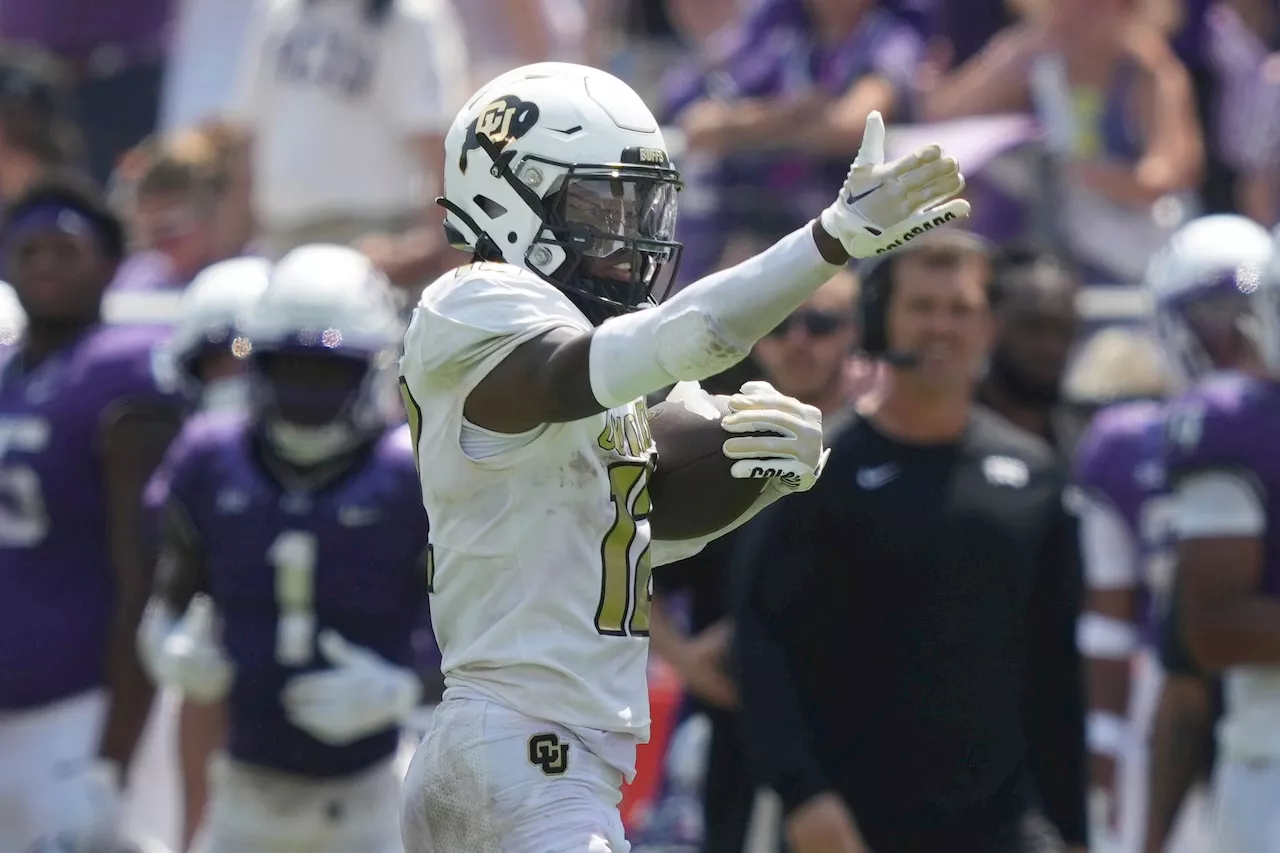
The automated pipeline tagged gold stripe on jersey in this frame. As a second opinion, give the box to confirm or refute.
[596,460,653,637]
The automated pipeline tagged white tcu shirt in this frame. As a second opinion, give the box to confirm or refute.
[229,0,469,230]
[401,263,689,775]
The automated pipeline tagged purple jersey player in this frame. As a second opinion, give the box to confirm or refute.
[1166,229,1280,853]
[1074,214,1271,853]
[139,244,431,853]
[0,174,183,853]
[1163,370,1280,853]
[1075,399,1171,642]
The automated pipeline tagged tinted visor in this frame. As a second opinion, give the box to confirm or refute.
[256,351,368,427]
[557,176,680,305]
[560,177,678,256]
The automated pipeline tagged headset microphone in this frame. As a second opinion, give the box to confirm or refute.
[855,231,994,369]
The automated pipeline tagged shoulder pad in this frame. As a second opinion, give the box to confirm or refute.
[1164,373,1267,478]
[1073,401,1164,495]
[405,262,589,376]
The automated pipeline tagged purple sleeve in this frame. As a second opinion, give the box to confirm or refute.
[1163,376,1260,485]
[1170,0,1212,71]
[1073,414,1124,501]
[107,251,178,293]
[866,20,925,99]
[658,0,799,121]
[1205,4,1280,173]
[143,417,209,518]
[885,0,935,38]
[1072,404,1156,520]
[87,326,181,412]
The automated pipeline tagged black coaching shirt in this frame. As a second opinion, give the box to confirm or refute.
[733,406,1087,851]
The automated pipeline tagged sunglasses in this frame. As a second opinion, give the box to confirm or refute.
[767,309,848,339]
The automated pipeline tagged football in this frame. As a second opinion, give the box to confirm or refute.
[646,385,770,541]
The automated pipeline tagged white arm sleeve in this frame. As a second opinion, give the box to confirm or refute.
[589,225,842,408]
[1172,470,1266,539]
[1076,493,1140,590]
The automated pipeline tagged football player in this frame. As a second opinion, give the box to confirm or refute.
[139,244,431,853]
[1165,223,1280,853]
[144,255,271,849]
[0,173,184,852]
[156,256,271,416]
[1074,215,1270,853]
[398,62,969,852]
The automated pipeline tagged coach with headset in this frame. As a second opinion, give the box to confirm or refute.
[732,231,1088,853]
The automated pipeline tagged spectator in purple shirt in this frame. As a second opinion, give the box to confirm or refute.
[1206,0,1280,225]
[922,0,1203,284]
[0,0,173,183]
[109,122,252,293]
[661,0,924,284]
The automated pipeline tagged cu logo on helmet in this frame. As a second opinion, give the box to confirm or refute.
[459,95,540,173]
[528,732,570,776]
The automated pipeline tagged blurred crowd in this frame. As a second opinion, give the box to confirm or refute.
[0,0,1276,851]
[0,0,1273,302]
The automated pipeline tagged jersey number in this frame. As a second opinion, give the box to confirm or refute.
[596,461,653,637]
[267,530,318,666]
[0,464,48,547]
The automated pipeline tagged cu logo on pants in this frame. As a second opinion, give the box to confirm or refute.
[528,732,570,776]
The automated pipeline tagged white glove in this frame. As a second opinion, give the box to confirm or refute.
[33,759,122,853]
[282,629,422,746]
[137,594,235,703]
[819,111,971,259]
[721,380,829,494]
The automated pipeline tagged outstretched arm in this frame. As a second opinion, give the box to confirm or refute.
[453,114,967,434]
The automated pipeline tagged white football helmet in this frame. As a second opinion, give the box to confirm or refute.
[241,244,402,464]
[156,257,270,399]
[441,62,682,323]
[1145,214,1272,385]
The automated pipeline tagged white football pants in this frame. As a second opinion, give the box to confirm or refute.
[191,751,403,853]
[1212,758,1280,853]
[401,696,629,853]
[0,690,109,852]
[1091,653,1214,853]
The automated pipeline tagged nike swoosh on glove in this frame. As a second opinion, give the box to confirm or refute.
[282,629,422,746]
[35,759,123,853]
[720,380,829,494]
[819,110,971,259]
[138,594,235,703]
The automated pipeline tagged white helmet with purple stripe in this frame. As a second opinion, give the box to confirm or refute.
[240,244,402,465]
[1145,214,1272,385]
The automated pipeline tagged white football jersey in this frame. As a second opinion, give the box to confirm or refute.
[399,262,662,769]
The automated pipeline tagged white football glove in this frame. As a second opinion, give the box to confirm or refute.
[282,629,422,746]
[33,759,122,853]
[721,380,829,494]
[819,111,971,259]
[137,594,235,703]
